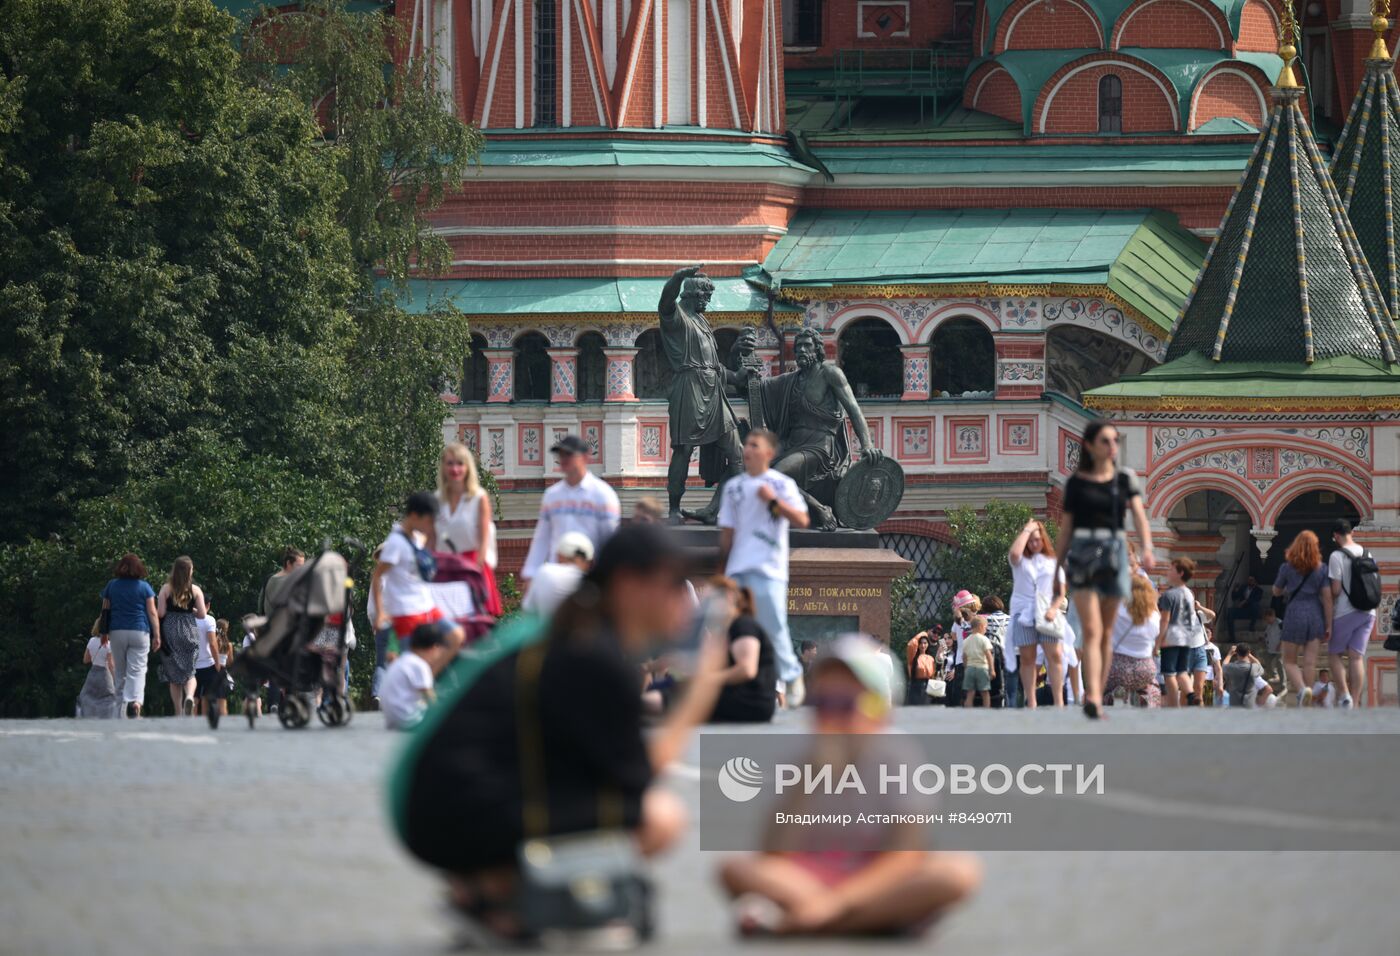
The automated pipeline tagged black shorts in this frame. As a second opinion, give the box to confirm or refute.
[194,665,231,699]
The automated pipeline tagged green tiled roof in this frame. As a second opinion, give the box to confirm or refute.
[393,277,799,316]
[473,137,816,172]
[1331,55,1400,317]
[1166,87,1398,364]
[761,208,1203,331]
[1086,352,1400,403]
[809,141,1256,177]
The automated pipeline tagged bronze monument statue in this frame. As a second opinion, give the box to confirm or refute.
[658,266,903,530]
[657,265,743,522]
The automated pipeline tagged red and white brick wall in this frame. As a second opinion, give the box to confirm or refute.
[1191,67,1269,130]
[1034,56,1179,134]
[995,0,1102,53]
[1112,0,1229,51]
[964,63,1023,124]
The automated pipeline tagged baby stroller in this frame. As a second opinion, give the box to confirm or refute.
[231,541,360,731]
[429,551,498,645]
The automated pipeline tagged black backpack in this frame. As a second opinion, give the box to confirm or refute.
[1341,548,1382,612]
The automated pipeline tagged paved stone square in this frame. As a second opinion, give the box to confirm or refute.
[3,708,1400,955]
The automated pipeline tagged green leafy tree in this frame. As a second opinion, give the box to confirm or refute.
[930,501,1058,619]
[0,0,484,713]
[887,571,930,654]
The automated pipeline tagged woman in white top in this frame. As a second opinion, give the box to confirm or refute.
[437,442,501,614]
[1008,519,1065,708]
[78,625,117,718]
[1104,574,1161,707]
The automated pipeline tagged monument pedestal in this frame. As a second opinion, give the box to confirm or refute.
[786,548,912,645]
[672,526,912,643]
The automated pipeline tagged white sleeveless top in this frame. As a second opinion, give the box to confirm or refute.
[438,490,496,567]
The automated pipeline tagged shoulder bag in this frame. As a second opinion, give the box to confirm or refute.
[1035,591,1068,641]
[514,641,654,944]
[1062,471,1123,590]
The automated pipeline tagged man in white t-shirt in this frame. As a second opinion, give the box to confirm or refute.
[521,531,594,619]
[1327,519,1374,708]
[718,429,810,706]
[521,435,621,588]
[381,620,462,730]
[372,492,443,654]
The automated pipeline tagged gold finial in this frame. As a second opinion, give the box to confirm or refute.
[1277,0,1300,88]
[1371,0,1392,59]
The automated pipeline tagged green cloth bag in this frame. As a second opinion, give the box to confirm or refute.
[384,613,547,845]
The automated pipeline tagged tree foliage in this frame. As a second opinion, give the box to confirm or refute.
[0,0,482,714]
[929,501,1058,614]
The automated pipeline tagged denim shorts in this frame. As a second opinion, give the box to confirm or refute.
[1189,645,1210,673]
[1160,646,1192,675]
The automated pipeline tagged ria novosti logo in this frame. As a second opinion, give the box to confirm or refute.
[717,756,765,802]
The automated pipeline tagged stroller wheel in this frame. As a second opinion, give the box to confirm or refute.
[318,696,353,728]
[207,708,220,731]
[278,695,311,730]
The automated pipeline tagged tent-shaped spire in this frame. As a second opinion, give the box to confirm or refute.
[1331,3,1400,318]
[1164,3,1398,365]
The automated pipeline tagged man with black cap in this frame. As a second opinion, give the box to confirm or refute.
[1326,519,1377,708]
[521,435,621,589]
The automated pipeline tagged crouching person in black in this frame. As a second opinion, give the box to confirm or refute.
[389,523,725,947]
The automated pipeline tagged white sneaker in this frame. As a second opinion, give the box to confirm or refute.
[1339,696,1354,709]
[785,674,806,709]
[1300,687,1313,708]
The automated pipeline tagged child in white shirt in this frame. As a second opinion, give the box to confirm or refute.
[382,619,463,730]
[372,491,443,655]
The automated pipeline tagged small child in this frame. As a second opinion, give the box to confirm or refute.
[372,491,444,657]
[718,636,981,937]
[961,616,996,709]
[1311,667,1335,709]
[381,619,463,730]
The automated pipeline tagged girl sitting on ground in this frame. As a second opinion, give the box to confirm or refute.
[718,635,981,938]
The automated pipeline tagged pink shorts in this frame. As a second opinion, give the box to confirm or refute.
[1329,611,1375,655]
[783,850,879,887]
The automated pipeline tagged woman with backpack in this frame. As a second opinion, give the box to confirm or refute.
[1271,530,1332,707]
[391,523,727,946]
[1326,520,1378,708]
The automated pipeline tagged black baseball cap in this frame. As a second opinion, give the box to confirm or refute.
[550,434,590,456]
[1332,519,1353,535]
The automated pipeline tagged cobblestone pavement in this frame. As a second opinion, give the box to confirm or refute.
[4,707,1400,956]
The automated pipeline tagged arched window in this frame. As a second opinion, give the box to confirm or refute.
[514,332,552,401]
[635,329,673,399]
[534,0,557,127]
[577,332,607,402]
[1098,74,1122,133]
[666,0,692,125]
[929,319,995,397]
[838,317,903,399]
[461,333,489,403]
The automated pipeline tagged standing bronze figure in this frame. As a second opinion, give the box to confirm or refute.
[657,265,743,522]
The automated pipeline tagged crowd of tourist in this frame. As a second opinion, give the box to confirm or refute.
[78,416,1393,946]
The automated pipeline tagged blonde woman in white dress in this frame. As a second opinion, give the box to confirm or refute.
[436,442,501,614]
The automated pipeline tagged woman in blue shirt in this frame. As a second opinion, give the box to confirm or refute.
[100,553,161,718]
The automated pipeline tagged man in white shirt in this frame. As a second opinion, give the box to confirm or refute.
[521,435,621,588]
[521,531,593,619]
[718,429,810,706]
[1327,519,1375,708]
